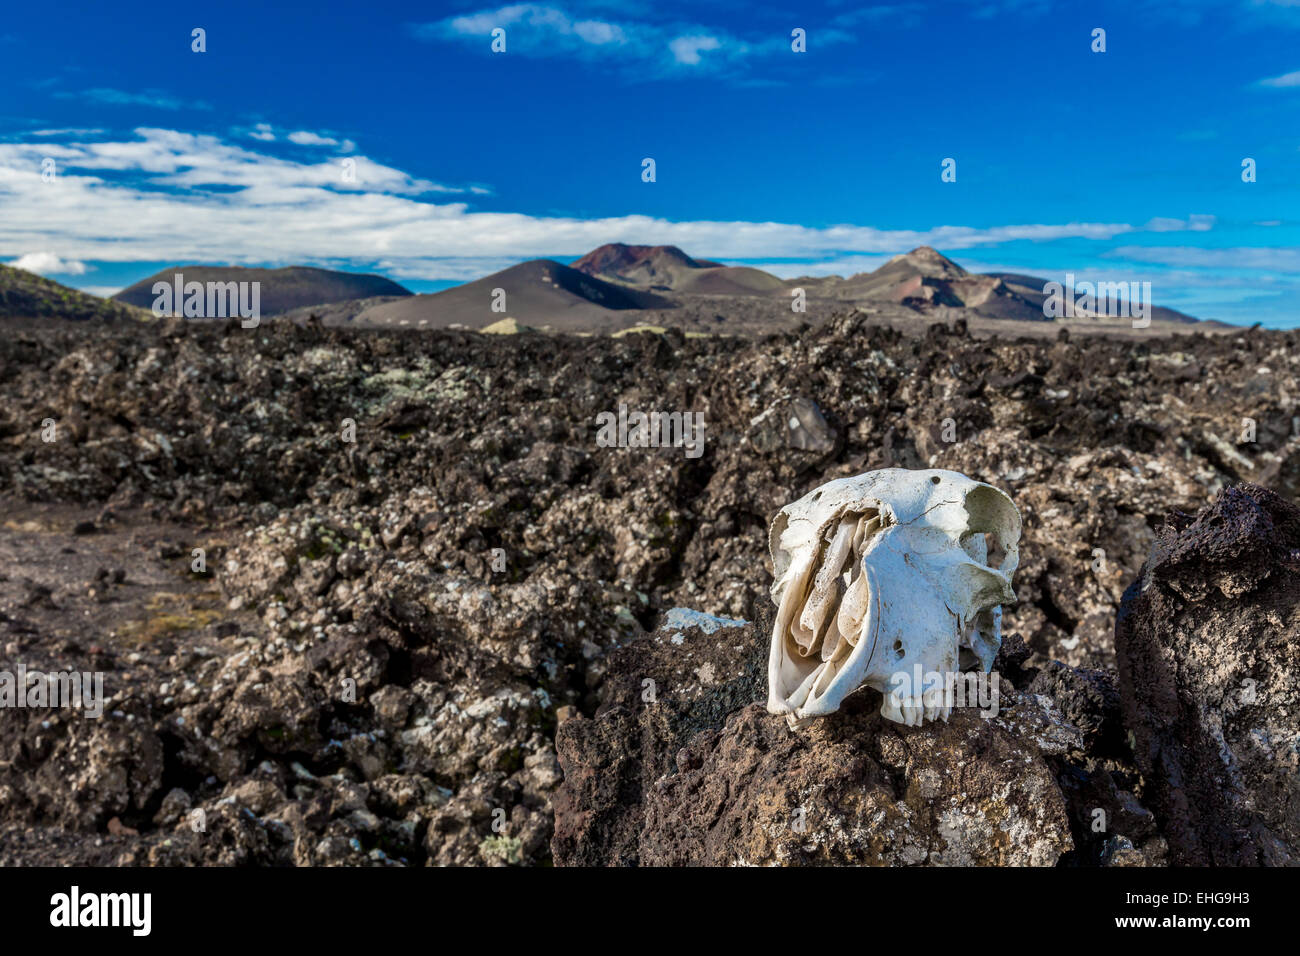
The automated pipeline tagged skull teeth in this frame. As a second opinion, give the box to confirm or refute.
[880,693,954,727]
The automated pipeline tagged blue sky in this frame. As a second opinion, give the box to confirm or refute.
[2,0,1299,325]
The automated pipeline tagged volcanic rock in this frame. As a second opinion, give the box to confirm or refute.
[1116,483,1300,865]
[552,613,1084,866]
[1,309,1296,866]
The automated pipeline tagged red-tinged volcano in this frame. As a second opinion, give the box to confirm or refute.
[570,244,723,283]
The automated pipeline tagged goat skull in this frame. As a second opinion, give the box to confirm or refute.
[766,468,1021,728]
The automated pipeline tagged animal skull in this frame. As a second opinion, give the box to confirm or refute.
[766,468,1021,728]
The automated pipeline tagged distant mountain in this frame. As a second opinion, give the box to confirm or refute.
[90,245,1205,335]
[572,243,785,297]
[353,259,674,331]
[0,264,143,321]
[855,245,970,294]
[984,272,1200,324]
[811,247,1200,323]
[571,243,708,284]
[345,244,1204,333]
[114,265,411,317]
[801,246,1048,320]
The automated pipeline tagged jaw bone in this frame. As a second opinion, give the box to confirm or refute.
[766,469,1021,729]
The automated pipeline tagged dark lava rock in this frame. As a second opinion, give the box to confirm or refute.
[1026,661,1124,756]
[553,614,1082,866]
[1116,483,1300,865]
[3,314,1298,865]
[551,609,767,866]
[750,396,838,458]
[0,697,164,831]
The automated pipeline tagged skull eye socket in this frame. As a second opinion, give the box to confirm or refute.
[961,530,1005,567]
[983,532,1008,568]
[961,485,1020,572]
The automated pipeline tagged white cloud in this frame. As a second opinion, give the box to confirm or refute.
[1,128,457,195]
[0,128,1214,284]
[8,252,89,275]
[1144,214,1215,232]
[414,4,822,76]
[55,88,210,111]
[1110,245,1300,271]
[1257,68,1300,87]
[287,130,339,147]
[573,19,626,45]
[28,128,106,137]
[434,4,630,50]
[669,35,720,65]
[248,123,276,141]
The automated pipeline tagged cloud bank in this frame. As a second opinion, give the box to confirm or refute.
[0,128,1213,283]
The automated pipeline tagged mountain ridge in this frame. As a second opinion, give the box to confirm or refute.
[0,263,145,322]
[12,245,1206,330]
[114,265,411,317]
[351,259,675,332]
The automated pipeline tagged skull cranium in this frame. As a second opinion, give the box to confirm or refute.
[766,468,1021,728]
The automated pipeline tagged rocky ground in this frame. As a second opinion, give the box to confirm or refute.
[1117,483,1300,865]
[0,311,1297,865]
